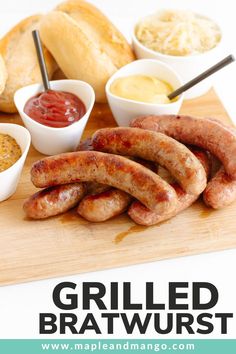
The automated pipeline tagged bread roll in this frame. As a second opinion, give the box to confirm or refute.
[40,0,135,102]
[0,54,7,95]
[0,15,57,113]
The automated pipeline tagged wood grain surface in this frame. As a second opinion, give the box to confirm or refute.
[0,89,235,286]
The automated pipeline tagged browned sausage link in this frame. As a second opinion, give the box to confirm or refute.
[78,189,132,222]
[77,138,157,193]
[130,114,236,209]
[128,148,211,226]
[157,147,211,182]
[188,147,212,181]
[77,137,93,151]
[203,166,236,209]
[92,127,207,195]
[77,137,112,194]
[31,151,178,214]
[128,184,197,226]
[202,123,236,208]
[77,139,156,221]
[78,158,155,222]
[130,115,236,179]
[23,183,86,219]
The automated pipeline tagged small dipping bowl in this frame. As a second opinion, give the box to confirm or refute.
[14,80,95,155]
[0,123,31,202]
[132,12,223,99]
[106,59,184,126]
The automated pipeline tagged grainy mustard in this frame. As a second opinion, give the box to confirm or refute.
[0,134,21,172]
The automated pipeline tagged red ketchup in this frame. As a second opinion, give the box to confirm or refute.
[24,90,86,128]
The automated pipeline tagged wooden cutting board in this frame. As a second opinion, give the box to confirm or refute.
[0,89,236,286]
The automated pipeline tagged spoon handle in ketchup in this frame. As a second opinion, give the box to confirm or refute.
[32,30,51,91]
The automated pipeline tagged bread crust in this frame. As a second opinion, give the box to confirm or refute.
[40,0,135,102]
[0,15,57,113]
[56,0,135,68]
[0,54,7,95]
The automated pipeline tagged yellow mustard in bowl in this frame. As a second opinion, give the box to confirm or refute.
[110,75,173,104]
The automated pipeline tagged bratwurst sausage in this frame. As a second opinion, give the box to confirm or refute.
[92,127,206,195]
[130,115,236,179]
[198,120,236,208]
[76,137,155,222]
[23,183,86,219]
[128,147,211,226]
[31,151,178,214]
[128,183,198,226]
[77,158,156,223]
[203,166,236,209]
[78,189,132,222]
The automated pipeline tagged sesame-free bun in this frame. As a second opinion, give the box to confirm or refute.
[0,15,57,113]
[40,0,135,102]
[0,54,7,96]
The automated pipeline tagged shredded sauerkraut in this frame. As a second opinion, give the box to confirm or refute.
[135,10,221,56]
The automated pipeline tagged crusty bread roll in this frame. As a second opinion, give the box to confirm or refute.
[0,54,7,95]
[40,0,135,102]
[0,15,57,113]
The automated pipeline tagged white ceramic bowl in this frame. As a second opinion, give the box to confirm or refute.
[0,123,31,202]
[132,12,223,99]
[105,59,184,126]
[14,80,95,155]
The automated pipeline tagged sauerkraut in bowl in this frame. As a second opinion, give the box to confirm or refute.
[135,10,222,57]
[132,10,223,98]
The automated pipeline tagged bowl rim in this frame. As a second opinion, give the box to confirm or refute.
[14,79,95,132]
[105,58,184,106]
[132,10,223,60]
[0,123,31,176]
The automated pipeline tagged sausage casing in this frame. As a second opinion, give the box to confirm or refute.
[203,166,236,209]
[78,189,132,222]
[131,115,236,179]
[128,184,197,226]
[31,151,178,214]
[128,147,211,225]
[23,183,86,219]
[92,127,207,195]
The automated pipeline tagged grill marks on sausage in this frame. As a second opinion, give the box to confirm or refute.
[23,183,86,219]
[203,166,236,209]
[31,151,177,214]
[131,115,236,209]
[131,114,236,179]
[77,189,132,222]
[128,189,198,226]
[26,116,236,224]
[92,127,207,195]
[128,148,211,226]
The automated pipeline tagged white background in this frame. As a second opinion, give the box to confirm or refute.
[0,0,236,339]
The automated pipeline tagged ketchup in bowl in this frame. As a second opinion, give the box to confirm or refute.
[24,90,86,128]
